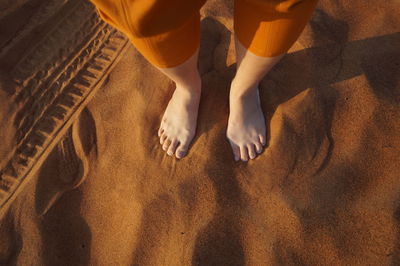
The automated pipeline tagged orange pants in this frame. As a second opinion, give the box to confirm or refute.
[89,0,318,68]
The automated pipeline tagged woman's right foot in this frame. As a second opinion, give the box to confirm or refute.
[158,79,201,159]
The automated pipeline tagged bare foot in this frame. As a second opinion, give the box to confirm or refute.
[158,81,201,159]
[227,83,267,161]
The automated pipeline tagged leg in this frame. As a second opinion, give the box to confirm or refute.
[141,12,202,159]
[227,39,284,162]
[157,47,202,159]
[228,0,318,161]
[122,9,203,159]
[89,0,204,159]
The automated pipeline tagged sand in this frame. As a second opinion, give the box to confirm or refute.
[0,0,399,265]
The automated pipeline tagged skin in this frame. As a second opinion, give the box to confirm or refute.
[157,37,284,161]
[227,37,284,161]
[157,47,202,159]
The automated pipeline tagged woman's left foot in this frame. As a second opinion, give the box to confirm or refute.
[226,83,267,161]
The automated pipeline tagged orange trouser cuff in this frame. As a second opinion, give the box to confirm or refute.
[91,0,201,68]
[126,12,201,68]
[234,0,318,57]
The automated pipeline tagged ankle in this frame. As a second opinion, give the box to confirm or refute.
[230,81,259,100]
[175,83,202,99]
[175,74,202,93]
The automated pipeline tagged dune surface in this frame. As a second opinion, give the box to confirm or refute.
[0,0,399,265]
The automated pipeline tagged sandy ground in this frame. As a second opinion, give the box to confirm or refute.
[0,0,399,265]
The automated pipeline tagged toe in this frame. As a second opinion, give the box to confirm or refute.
[254,141,263,154]
[239,145,249,161]
[229,141,241,161]
[247,144,257,159]
[162,138,171,151]
[167,139,179,156]
[160,133,168,145]
[158,127,164,137]
[259,134,267,146]
[175,141,190,159]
